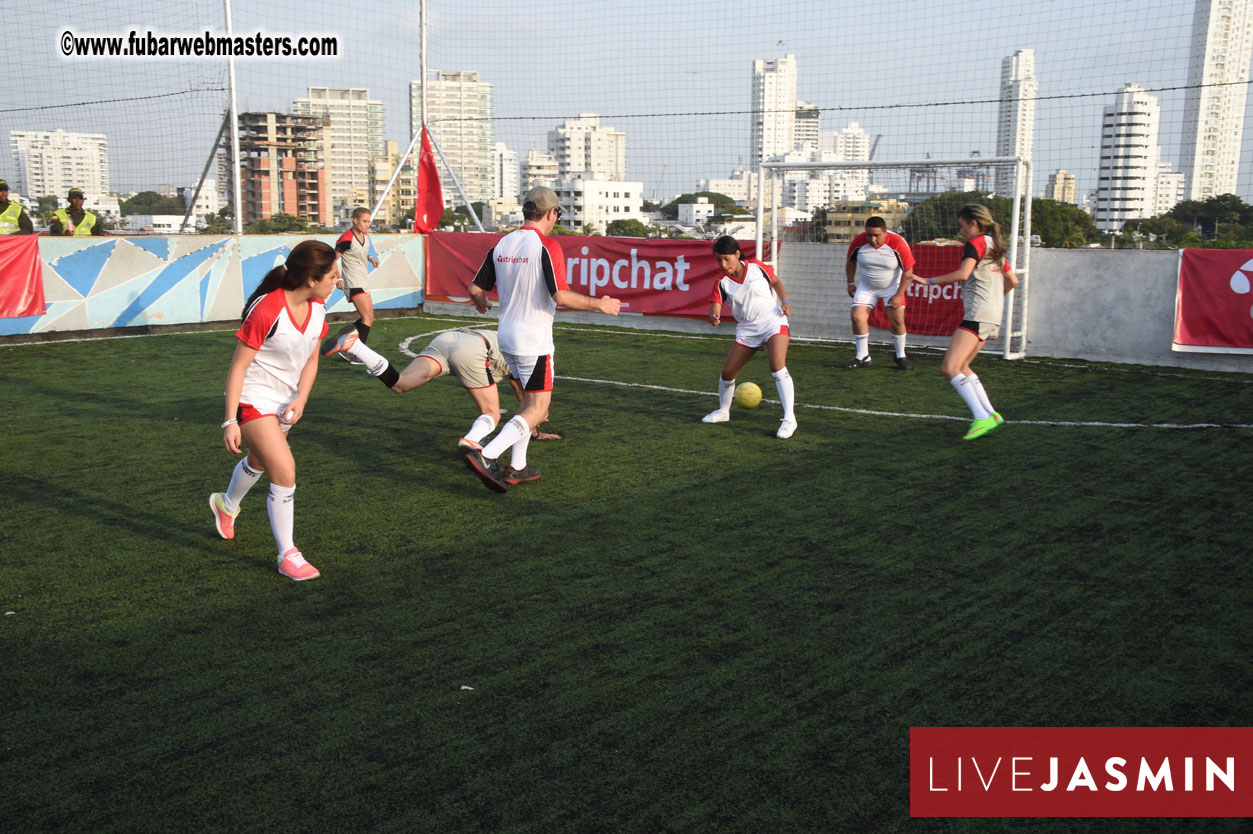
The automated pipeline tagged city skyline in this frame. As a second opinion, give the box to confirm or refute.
[10,0,1253,214]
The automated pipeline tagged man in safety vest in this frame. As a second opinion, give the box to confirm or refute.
[0,180,34,235]
[49,187,107,236]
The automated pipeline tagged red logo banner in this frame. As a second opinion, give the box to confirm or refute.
[425,233,758,318]
[868,243,967,336]
[1174,249,1253,353]
[911,727,1253,817]
[0,235,46,319]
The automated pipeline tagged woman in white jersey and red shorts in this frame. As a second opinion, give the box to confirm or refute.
[208,240,338,580]
[918,203,1019,441]
[701,235,798,439]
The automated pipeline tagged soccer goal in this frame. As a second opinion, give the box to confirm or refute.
[755,158,1032,360]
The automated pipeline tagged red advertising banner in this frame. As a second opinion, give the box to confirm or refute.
[911,727,1253,817]
[1173,249,1253,353]
[868,243,967,337]
[0,235,45,319]
[425,232,757,318]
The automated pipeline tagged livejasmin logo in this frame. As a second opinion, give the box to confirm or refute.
[910,727,1253,818]
[928,754,1234,793]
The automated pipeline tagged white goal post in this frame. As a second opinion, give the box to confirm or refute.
[756,157,1032,360]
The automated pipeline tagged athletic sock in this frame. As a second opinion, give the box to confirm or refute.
[717,377,735,412]
[966,373,996,415]
[482,415,529,461]
[893,333,907,358]
[854,333,869,360]
[223,457,263,514]
[951,373,991,420]
[464,414,497,445]
[346,339,388,375]
[355,321,371,343]
[267,483,297,556]
[772,367,795,422]
[507,424,533,471]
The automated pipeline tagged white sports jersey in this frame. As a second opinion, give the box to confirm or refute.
[846,231,916,292]
[236,289,328,412]
[710,259,786,329]
[473,227,569,355]
[962,234,1008,325]
[335,230,376,290]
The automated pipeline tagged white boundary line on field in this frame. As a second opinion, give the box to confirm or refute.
[394,328,1253,430]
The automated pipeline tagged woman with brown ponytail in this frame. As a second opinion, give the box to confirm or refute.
[916,203,1019,441]
[208,240,339,580]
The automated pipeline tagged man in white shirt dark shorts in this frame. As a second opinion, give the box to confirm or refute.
[462,186,621,492]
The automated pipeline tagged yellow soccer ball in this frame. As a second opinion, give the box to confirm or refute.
[734,381,763,409]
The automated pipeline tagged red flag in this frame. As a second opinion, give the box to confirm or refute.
[413,125,443,234]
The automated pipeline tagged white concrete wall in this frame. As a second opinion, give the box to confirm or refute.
[775,242,1252,373]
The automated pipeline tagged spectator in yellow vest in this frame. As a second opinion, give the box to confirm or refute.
[49,188,108,236]
[0,180,34,235]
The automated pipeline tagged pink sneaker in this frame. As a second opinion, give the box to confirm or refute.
[277,547,320,581]
[209,492,238,540]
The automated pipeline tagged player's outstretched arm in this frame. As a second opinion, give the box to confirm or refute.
[469,283,492,313]
[928,258,978,286]
[553,288,621,315]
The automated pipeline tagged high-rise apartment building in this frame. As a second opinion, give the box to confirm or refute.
[292,87,385,218]
[1155,165,1186,215]
[370,140,415,228]
[1045,169,1077,204]
[9,129,110,197]
[522,148,559,190]
[547,114,626,181]
[409,71,495,205]
[1092,84,1162,232]
[233,112,332,227]
[494,143,520,202]
[995,49,1037,197]
[794,101,821,151]
[1180,0,1253,200]
[752,55,798,164]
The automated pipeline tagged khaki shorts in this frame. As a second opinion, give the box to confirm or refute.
[418,330,496,389]
[958,319,1000,341]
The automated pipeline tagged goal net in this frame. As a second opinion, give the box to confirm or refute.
[758,158,1032,359]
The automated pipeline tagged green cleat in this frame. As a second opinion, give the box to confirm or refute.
[992,411,1004,426]
[963,417,998,441]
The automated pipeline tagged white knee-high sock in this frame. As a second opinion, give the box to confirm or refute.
[966,373,995,415]
[951,374,991,420]
[267,484,296,555]
[717,377,736,412]
[854,334,869,359]
[346,340,389,376]
[483,415,529,461]
[508,425,533,471]
[892,333,907,358]
[224,458,263,514]
[772,367,795,421]
[463,414,497,444]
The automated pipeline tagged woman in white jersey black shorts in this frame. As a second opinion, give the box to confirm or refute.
[918,204,1019,441]
[209,240,338,581]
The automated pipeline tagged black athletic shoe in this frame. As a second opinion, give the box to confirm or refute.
[893,355,914,370]
[501,464,542,484]
[463,449,510,493]
[844,355,873,369]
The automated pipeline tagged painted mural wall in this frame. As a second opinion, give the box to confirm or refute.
[0,234,426,336]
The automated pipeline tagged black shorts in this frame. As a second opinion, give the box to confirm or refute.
[346,287,369,300]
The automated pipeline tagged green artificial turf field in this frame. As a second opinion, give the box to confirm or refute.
[3,315,1251,833]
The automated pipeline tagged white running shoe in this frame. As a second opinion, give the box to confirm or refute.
[776,419,797,439]
[701,409,730,423]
